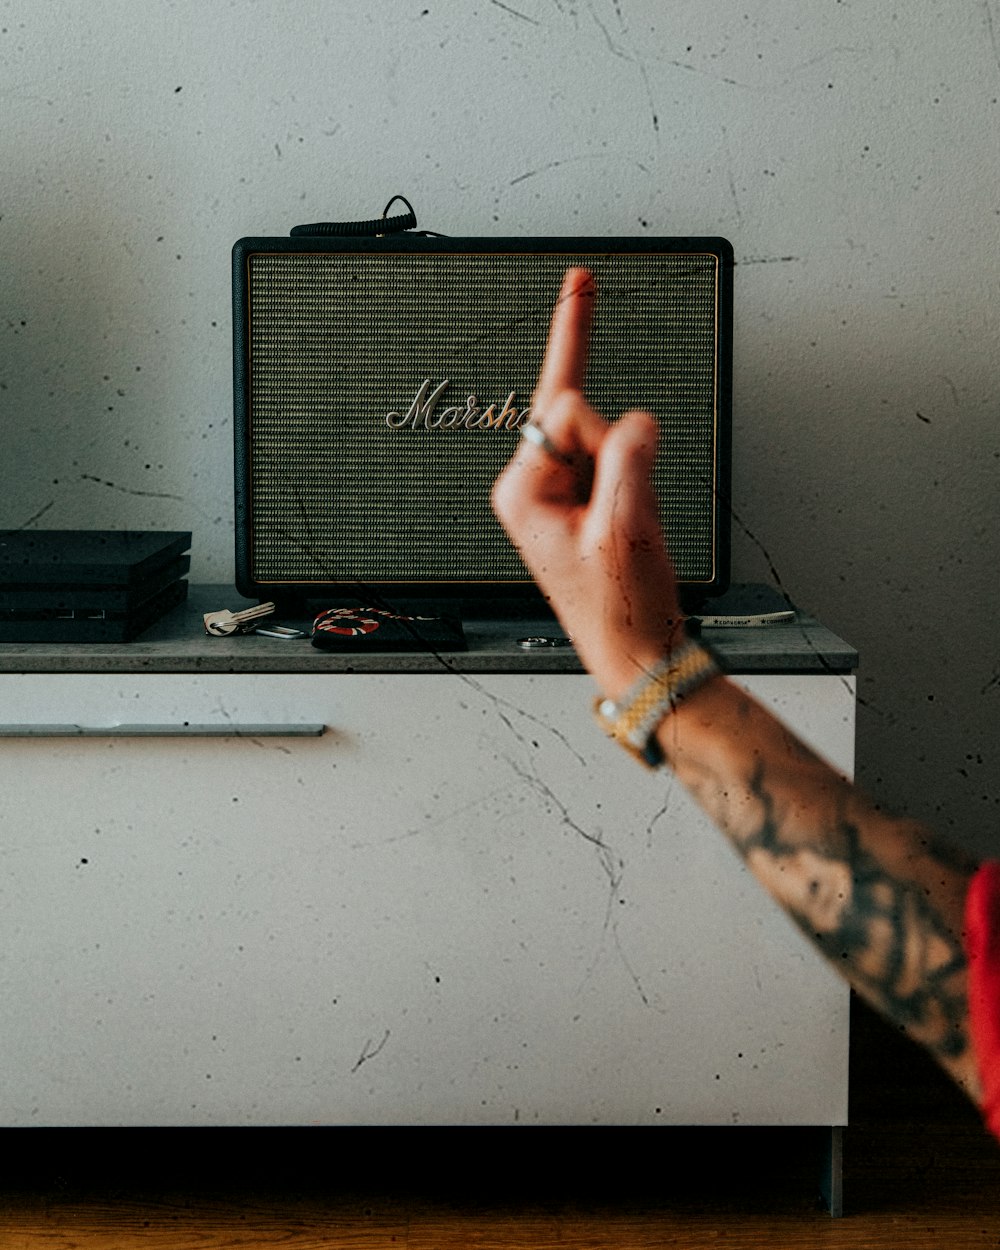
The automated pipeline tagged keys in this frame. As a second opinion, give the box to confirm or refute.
[203,601,276,636]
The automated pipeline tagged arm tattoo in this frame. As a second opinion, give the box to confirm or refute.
[740,761,971,1066]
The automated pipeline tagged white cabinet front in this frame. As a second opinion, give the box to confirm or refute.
[0,672,853,1126]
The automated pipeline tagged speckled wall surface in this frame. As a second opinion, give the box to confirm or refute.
[2,1,997,855]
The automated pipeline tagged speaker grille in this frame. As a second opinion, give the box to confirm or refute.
[242,248,725,588]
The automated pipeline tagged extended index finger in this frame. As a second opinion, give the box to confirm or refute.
[533,267,596,403]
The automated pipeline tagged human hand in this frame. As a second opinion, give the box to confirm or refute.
[491,268,686,701]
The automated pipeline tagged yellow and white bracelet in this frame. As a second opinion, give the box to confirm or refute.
[593,637,721,768]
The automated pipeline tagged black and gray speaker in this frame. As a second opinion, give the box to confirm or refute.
[232,233,733,612]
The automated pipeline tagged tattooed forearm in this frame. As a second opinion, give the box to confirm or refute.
[743,761,971,1068]
[658,678,981,1098]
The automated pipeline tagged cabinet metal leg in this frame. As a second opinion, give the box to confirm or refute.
[819,1125,844,1217]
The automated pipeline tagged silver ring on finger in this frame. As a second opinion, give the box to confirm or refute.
[520,421,573,465]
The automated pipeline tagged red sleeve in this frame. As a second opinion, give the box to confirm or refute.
[965,861,1000,1142]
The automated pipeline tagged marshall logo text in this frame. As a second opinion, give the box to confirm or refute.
[385,380,532,432]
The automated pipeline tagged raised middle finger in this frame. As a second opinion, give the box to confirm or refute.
[532,267,596,406]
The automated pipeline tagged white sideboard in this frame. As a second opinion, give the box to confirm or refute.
[0,588,856,1137]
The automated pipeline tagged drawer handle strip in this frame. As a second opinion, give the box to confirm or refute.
[0,724,327,738]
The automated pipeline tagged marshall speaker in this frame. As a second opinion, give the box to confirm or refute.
[233,230,733,611]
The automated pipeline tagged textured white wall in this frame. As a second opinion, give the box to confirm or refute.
[2,1,998,854]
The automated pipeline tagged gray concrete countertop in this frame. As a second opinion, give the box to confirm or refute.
[0,584,857,675]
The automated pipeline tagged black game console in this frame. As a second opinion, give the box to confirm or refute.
[0,530,191,642]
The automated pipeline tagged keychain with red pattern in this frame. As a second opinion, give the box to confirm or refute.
[312,606,437,639]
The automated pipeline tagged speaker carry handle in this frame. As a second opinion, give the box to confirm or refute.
[289,193,445,238]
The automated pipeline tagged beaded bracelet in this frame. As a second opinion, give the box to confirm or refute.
[592,637,721,768]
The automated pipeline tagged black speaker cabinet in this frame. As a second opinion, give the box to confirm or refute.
[233,236,733,611]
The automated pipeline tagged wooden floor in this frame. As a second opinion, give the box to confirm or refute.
[2,997,1000,1248]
